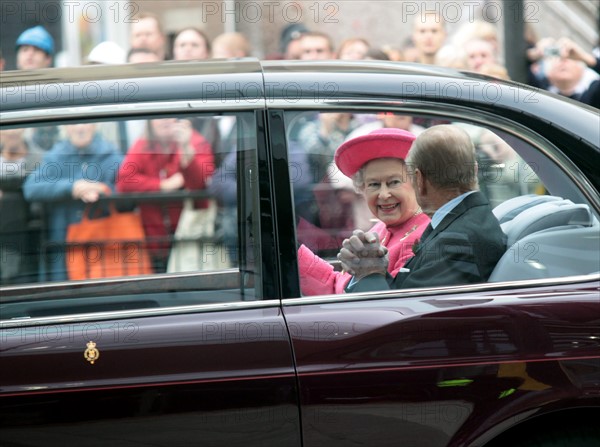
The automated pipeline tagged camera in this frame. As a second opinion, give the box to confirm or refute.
[544,46,561,57]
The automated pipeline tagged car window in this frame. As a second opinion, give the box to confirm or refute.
[0,112,263,318]
[286,110,599,296]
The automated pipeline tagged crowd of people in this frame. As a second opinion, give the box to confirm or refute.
[1,10,598,288]
[1,112,220,282]
[1,11,598,107]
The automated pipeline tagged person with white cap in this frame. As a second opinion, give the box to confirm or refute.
[298,128,430,296]
[15,25,54,70]
[87,41,126,65]
[84,42,128,152]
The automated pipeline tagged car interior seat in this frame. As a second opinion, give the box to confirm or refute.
[492,194,562,224]
[489,195,599,282]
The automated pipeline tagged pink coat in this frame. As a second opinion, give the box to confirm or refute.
[298,212,431,296]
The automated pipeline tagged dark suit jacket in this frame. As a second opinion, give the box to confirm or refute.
[347,191,506,293]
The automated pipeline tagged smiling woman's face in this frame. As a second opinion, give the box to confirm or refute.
[361,158,419,227]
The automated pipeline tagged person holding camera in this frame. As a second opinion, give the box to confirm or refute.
[527,37,599,108]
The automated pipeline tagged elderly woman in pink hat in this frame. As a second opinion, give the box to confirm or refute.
[298,128,431,295]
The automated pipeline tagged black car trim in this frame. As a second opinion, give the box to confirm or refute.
[254,109,282,299]
[0,269,241,299]
[0,100,265,124]
[0,299,279,328]
[281,275,600,306]
[0,371,300,397]
[265,109,301,299]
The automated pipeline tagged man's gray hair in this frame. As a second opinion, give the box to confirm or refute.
[406,125,478,192]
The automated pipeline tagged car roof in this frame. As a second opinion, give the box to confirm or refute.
[0,57,594,114]
[1,57,595,118]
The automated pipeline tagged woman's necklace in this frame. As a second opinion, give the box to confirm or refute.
[399,208,423,240]
[382,208,424,244]
[400,225,419,241]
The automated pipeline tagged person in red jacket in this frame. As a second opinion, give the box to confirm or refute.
[117,118,214,272]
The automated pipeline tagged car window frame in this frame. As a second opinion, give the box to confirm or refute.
[268,99,600,300]
[0,101,287,327]
[273,99,599,206]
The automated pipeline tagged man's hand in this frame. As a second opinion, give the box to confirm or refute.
[160,172,184,191]
[174,120,194,167]
[338,230,388,280]
[72,180,110,203]
[527,37,556,62]
[557,37,597,67]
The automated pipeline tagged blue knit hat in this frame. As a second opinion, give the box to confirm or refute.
[16,26,54,55]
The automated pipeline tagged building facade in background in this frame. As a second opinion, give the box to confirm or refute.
[1,1,598,70]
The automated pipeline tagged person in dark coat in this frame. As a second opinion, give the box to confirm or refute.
[0,128,43,284]
[340,125,506,293]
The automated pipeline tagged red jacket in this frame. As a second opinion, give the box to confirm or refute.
[116,131,214,254]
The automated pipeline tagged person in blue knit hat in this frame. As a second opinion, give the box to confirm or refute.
[15,26,58,155]
[16,25,54,70]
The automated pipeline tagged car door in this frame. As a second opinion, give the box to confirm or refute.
[265,89,600,447]
[0,100,302,446]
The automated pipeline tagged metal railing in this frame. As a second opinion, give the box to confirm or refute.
[1,190,235,285]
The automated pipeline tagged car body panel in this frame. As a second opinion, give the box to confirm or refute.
[1,304,301,447]
[283,281,600,446]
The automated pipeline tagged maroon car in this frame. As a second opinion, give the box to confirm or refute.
[1,59,599,446]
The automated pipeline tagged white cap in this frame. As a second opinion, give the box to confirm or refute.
[88,41,126,65]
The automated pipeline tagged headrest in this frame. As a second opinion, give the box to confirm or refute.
[501,199,593,246]
[493,194,562,224]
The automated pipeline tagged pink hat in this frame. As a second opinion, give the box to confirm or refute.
[334,128,416,177]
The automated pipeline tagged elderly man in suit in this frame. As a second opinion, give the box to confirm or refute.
[341,124,506,292]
